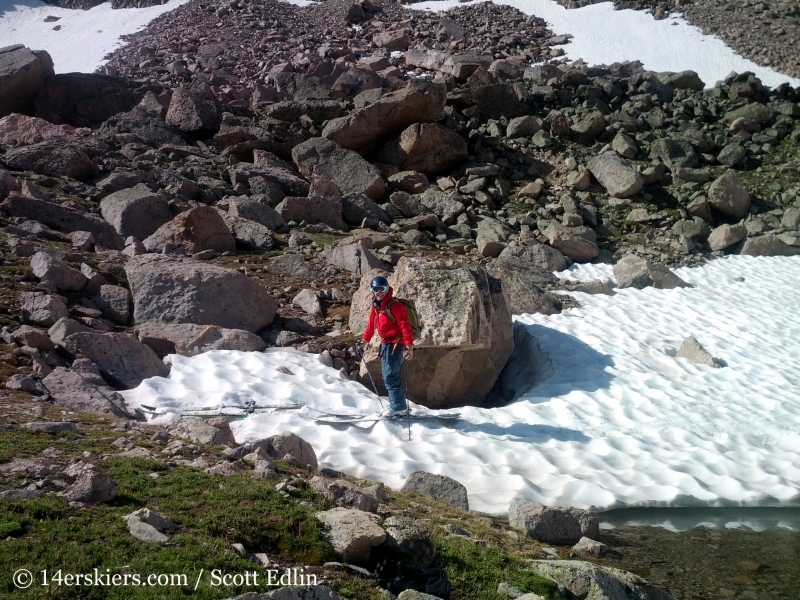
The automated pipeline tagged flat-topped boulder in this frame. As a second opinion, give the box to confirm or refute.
[0,45,53,117]
[125,255,277,332]
[351,257,514,408]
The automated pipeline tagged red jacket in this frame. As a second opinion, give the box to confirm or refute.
[362,288,414,346]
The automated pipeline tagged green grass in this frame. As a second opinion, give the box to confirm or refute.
[1,459,335,599]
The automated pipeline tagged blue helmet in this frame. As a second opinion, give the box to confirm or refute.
[370,276,389,294]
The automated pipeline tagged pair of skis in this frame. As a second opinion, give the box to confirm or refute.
[300,405,461,424]
[138,400,303,418]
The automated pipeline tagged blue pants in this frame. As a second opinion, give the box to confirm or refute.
[380,343,407,412]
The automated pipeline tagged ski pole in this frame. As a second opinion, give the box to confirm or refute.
[355,342,384,410]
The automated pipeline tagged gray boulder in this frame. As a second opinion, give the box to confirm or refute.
[379,123,468,174]
[499,244,568,272]
[543,223,599,262]
[740,235,800,256]
[275,195,347,230]
[316,508,386,562]
[11,324,55,350]
[222,215,276,251]
[61,462,118,504]
[168,416,236,446]
[613,255,691,290]
[125,255,277,332]
[21,292,69,327]
[526,560,674,600]
[342,193,391,226]
[382,516,435,567]
[0,45,54,117]
[144,206,236,255]
[42,365,140,418]
[267,431,318,470]
[707,170,751,219]
[400,471,469,511]
[2,141,99,181]
[165,86,221,135]
[93,284,133,325]
[292,137,385,200]
[99,184,173,241]
[509,499,599,544]
[323,79,447,151]
[62,331,169,389]
[30,251,87,291]
[228,197,286,231]
[1,193,125,249]
[417,188,465,225]
[587,152,643,198]
[487,255,562,316]
[310,476,379,513]
[506,115,542,139]
[322,238,387,276]
[137,322,265,357]
[707,223,748,251]
[676,335,722,368]
[48,317,91,345]
[649,138,698,171]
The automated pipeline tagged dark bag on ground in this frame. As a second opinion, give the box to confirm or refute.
[375,559,452,600]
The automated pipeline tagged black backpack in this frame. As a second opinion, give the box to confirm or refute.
[375,559,452,600]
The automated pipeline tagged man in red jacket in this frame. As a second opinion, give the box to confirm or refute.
[360,276,414,417]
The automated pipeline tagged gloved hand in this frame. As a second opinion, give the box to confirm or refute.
[404,346,414,361]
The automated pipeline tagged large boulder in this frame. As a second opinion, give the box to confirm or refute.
[447,82,530,120]
[125,255,277,332]
[351,257,514,408]
[587,152,643,198]
[378,123,468,174]
[30,251,87,291]
[0,45,53,117]
[42,363,141,419]
[322,79,447,151]
[707,170,751,219]
[400,471,469,511]
[292,138,386,200]
[222,215,276,252]
[137,322,266,358]
[322,238,387,276]
[61,332,169,389]
[316,508,386,562]
[509,499,599,545]
[0,113,75,145]
[100,184,173,241]
[2,141,99,181]
[275,195,347,230]
[487,255,563,316]
[613,255,690,289]
[499,244,568,272]
[543,223,599,262]
[740,234,800,257]
[168,416,236,446]
[310,476,379,513]
[165,86,221,136]
[143,206,236,255]
[34,73,139,127]
[20,292,68,327]
[527,561,674,600]
[228,197,286,231]
[0,194,124,249]
[266,431,318,470]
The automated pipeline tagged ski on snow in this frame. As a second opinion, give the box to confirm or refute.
[302,406,461,424]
